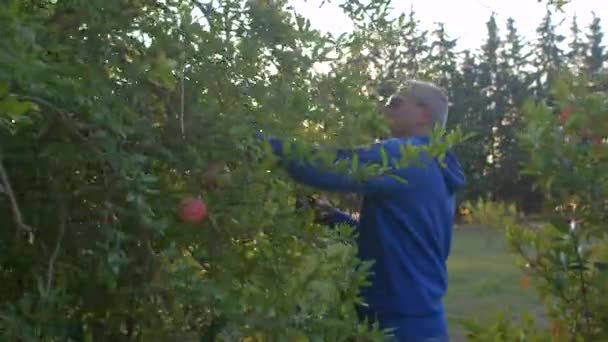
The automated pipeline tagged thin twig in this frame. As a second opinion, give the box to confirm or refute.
[180,65,186,139]
[179,16,188,139]
[569,223,593,339]
[44,180,67,299]
[514,244,576,306]
[191,0,217,32]
[0,152,35,241]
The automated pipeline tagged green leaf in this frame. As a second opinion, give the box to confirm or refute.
[388,175,408,185]
[351,153,359,173]
[0,97,31,116]
[0,82,8,97]
[548,216,570,233]
[379,147,388,167]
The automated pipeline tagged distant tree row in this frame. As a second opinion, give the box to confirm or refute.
[365,6,606,211]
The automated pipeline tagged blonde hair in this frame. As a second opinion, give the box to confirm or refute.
[403,80,449,129]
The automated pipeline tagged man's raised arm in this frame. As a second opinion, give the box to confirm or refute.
[256,132,407,196]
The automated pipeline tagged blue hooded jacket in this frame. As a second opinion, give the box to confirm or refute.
[261,134,465,340]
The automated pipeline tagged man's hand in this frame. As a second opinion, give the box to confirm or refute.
[311,197,337,225]
[294,195,359,228]
[295,196,334,222]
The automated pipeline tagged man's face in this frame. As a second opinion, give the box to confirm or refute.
[382,93,431,137]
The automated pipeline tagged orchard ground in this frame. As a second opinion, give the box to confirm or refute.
[445,225,545,341]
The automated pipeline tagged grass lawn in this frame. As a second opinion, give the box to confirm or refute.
[444,225,546,341]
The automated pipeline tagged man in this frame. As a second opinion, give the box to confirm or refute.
[257,80,465,341]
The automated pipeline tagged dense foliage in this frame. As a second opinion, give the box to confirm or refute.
[464,72,608,341]
[0,0,374,340]
[0,0,464,340]
[2,0,607,340]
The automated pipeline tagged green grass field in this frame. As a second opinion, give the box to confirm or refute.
[444,226,546,341]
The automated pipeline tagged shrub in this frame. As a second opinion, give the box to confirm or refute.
[462,72,608,340]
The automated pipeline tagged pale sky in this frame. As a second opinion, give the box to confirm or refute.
[289,0,608,52]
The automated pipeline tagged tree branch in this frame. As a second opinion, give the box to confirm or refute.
[44,179,68,299]
[0,152,35,242]
[191,0,217,32]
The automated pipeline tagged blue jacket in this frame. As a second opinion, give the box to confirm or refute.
[261,134,465,340]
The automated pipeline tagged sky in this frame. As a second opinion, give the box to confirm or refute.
[288,0,608,52]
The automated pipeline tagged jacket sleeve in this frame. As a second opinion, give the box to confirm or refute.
[262,134,406,196]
